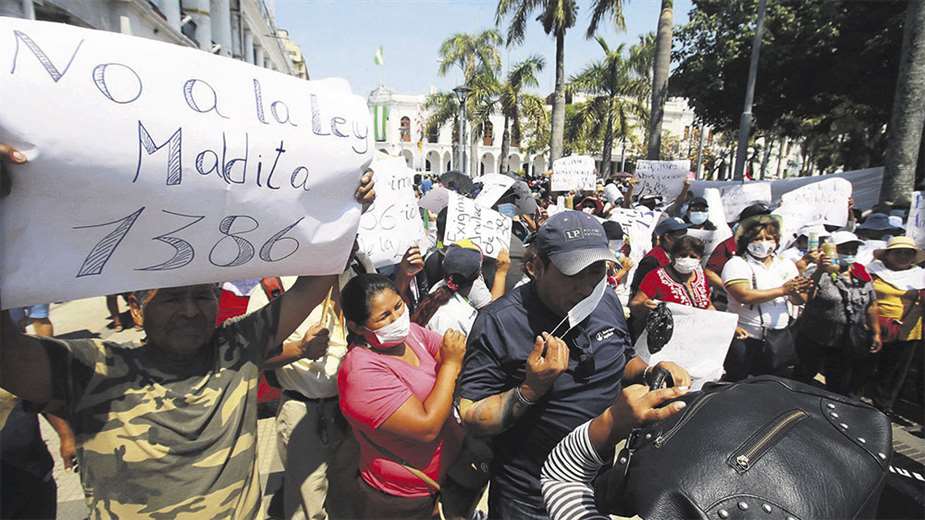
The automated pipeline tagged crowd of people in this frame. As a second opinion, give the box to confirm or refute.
[0,141,921,520]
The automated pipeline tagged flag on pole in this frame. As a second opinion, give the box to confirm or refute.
[374,46,384,66]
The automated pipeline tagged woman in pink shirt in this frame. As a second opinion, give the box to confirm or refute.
[338,274,466,519]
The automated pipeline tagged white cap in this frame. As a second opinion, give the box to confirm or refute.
[888,215,905,230]
[830,230,862,246]
[796,223,830,238]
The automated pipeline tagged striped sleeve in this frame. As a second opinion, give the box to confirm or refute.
[540,420,610,520]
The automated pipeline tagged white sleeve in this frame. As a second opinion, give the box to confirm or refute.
[540,420,610,520]
[779,258,799,282]
[722,256,749,285]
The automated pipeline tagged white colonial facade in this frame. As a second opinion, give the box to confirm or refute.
[0,0,304,77]
[367,86,711,178]
[368,86,550,178]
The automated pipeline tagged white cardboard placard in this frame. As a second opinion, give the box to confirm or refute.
[906,191,925,249]
[720,182,772,224]
[0,18,372,308]
[357,156,426,268]
[419,185,450,212]
[474,173,516,208]
[636,303,738,390]
[551,155,596,192]
[444,192,511,258]
[634,160,690,201]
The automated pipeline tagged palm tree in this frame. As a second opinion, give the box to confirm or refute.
[882,0,925,205]
[437,29,503,175]
[646,0,673,160]
[496,0,578,165]
[498,55,545,173]
[422,91,461,168]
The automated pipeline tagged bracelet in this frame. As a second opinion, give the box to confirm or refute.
[643,365,654,382]
[514,386,537,406]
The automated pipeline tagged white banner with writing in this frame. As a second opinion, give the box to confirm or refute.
[634,160,690,201]
[551,155,596,192]
[0,18,372,308]
[636,303,738,390]
[444,192,511,258]
[474,173,516,208]
[358,156,426,268]
[907,191,925,249]
[720,182,772,224]
[774,177,852,248]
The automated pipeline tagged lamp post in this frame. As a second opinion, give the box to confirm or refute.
[733,0,768,181]
[453,85,471,175]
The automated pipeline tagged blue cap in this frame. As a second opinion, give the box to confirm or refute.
[653,217,690,237]
[535,210,616,276]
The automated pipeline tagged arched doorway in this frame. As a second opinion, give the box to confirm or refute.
[443,152,452,173]
[426,150,442,172]
[507,153,521,174]
[480,153,496,176]
[531,155,546,176]
[400,149,414,169]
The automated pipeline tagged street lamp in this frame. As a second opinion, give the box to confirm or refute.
[733,0,768,181]
[453,85,471,175]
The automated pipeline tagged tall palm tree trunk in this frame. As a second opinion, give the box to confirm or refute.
[470,128,479,177]
[600,98,616,178]
[647,0,673,160]
[550,30,567,163]
[883,0,925,205]
[501,116,511,174]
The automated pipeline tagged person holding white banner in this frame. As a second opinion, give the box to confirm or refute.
[0,144,377,519]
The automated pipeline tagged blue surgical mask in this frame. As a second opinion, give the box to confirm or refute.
[688,211,708,225]
[838,254,856,267]
[497,203,517,218]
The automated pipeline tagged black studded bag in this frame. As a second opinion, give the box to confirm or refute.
[592,376,892,520]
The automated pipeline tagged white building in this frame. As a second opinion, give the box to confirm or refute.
[0,0,305,77]
[368,86,711,178]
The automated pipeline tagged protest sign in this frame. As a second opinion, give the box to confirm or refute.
[774,177,852,248]
[686,228,731,264]
[907,191,925,249]
[702,188,733,236]
[609,207,660,285]
[474,173,516,208]
[634,160,690,201]
[444,192,511,258]
[0,18,372,308]
[418,185,450,212]
[720,182,772,223]
[551,155,596,192]
[357,156,426,268]
[636,303,738,390]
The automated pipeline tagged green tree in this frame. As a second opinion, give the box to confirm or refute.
[499,55,545,173]
[647,0,673,160]
[568,36,648,176]
[672,0,907,174]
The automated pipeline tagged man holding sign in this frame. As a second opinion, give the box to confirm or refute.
[0,144,376,519]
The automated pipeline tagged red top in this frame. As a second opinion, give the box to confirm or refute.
[706,236,737,274]
[640,266,712,309]
[645,246,672,268]
[338,323,462,497]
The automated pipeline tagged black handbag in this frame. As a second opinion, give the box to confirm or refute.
[751,268,797,375]
[593,376,892,520]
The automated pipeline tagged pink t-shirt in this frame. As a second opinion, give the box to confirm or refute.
[338,323,463,497]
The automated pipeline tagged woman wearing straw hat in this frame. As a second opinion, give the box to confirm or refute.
[721,213,814,381]
[868,236,925,417]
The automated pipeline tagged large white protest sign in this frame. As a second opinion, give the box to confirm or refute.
[636,303,738,390]
[721,182,772,223]
[907,191,925,249]
[444,192,511,258]
[609,207,660,288]
[357,156,426,268]
[474,173,516,207]
[418,185,450,212]
[702,187,733,236]
[634,160,690,201]
[0,18,372,308]
[551,155,596,192]
[774,178,852,248]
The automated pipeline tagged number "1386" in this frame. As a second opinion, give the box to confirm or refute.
[74,207,304,278]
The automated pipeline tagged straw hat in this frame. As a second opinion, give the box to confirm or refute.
[873,236,925,264]
[734,213,784,241]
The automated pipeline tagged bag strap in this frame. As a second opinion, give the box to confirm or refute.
[357,429,442,493]
[748,264,765,330]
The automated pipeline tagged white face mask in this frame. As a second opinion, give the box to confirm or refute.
[688,211,709,225]
[747,240,776,259]
[673,257,700,274]
[467,276,493,310]
[364,306,410,350]
[551,276,607,337]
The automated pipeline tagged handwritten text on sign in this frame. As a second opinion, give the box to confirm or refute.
[358,156,426,268]
[634,160,689,201]
[444,192,512,259]
[551,155,596,192]
[720,182,771,224]
[0,18,372,308]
